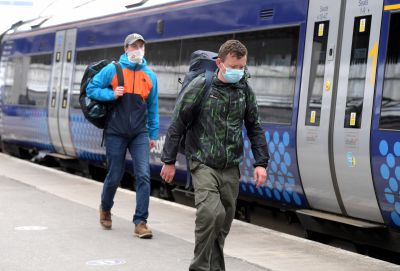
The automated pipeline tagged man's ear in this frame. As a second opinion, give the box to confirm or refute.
[216,58,222,68]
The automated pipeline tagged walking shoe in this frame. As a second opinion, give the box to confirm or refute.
[99,206,112,230]
[134,221,153,239]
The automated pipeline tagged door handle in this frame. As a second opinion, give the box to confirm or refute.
[62,88,68,108]
[51,92,56,108]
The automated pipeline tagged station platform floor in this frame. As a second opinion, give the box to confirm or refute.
[0,153,399,271]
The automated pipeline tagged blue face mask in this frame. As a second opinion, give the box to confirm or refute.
[222,63,244,83]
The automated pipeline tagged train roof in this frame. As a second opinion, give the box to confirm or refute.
[4,0,186,34]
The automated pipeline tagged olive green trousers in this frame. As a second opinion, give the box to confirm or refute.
[188,160,240,271]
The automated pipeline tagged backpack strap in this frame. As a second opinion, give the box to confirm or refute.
[192,70,214,118]
[200,69,214,109]
[185,70,214,189]
[113,62,124,87]
[101,62,124,147]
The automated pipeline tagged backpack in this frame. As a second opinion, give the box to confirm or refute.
[79,60,124,129]
[177,50,218,154]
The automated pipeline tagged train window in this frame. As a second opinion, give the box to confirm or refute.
[175,35,232,116]
[5,54,52,107]
[146,40,182,97]
[146,35,231,115]
[305,21,329,127]
[235,27,299,124]
[24,54,52,108]
[158,96,177,116]
[180,35,231,62]
[4,56,29,106]
[344,16,371,129]
[71,47,121,109]
[379,13,400,130]
[3,58,15,105]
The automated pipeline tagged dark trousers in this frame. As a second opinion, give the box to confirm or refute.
[189,160,240,271]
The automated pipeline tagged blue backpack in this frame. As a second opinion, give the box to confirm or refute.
[177,50,218,154]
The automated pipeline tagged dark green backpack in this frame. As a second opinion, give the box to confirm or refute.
[177,50,217,154]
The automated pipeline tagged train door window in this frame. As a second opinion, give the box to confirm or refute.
[344,16,371,129]
[25,54,52,107]
[305,21,329,127]
[235,27,299,124]
[71,47,121,109]
[379,13,400,130]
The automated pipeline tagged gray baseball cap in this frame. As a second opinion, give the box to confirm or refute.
[124,33,145,47]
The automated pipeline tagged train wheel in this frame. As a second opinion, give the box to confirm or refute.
[235,200,251,222]
[355,244,370,256]
[158,182,174,200]
[304,230,330,244]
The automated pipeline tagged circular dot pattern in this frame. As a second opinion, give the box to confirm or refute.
[390,177,399,192]
[387,153,396,168]
[381,164,390,180]
[239,129,303,207]
[395,142,400,157]
[378,139,400,227]
[379,140,389,156]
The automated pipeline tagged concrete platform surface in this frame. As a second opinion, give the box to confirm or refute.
[0,153,399,271]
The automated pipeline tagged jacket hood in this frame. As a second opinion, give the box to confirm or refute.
[119,53,148,69]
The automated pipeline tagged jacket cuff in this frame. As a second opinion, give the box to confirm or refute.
[253,163,268,169]
[162,160,176,165]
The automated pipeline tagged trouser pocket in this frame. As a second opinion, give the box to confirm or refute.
[194,190,209,208]
[188,160,201,173]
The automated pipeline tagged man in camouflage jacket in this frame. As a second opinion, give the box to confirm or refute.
[161,40,269,271]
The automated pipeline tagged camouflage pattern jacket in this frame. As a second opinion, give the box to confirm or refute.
[161,72,269,169]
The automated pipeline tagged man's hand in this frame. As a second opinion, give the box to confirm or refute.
[114,86,124,99]
[160,164,176,183]
[149,140,156,150]
[253,166,267,188]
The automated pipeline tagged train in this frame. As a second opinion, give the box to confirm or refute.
[1,0,400,254]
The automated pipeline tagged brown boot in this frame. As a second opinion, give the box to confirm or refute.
[134,221,152,239]
[99,206,112,230]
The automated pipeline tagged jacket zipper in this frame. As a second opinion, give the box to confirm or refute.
[224,91,231,168]
[132,69,136,95]
[129,68,136,132]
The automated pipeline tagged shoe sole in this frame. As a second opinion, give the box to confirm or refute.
[100,222,112,230]
[135,233,153,239]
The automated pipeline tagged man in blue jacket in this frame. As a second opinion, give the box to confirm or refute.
[86,33,159,238]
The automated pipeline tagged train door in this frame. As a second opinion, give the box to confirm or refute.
[332,1,384,222]
[297,0,343,213]
[298,0,384,222]
[48,29,77,156]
